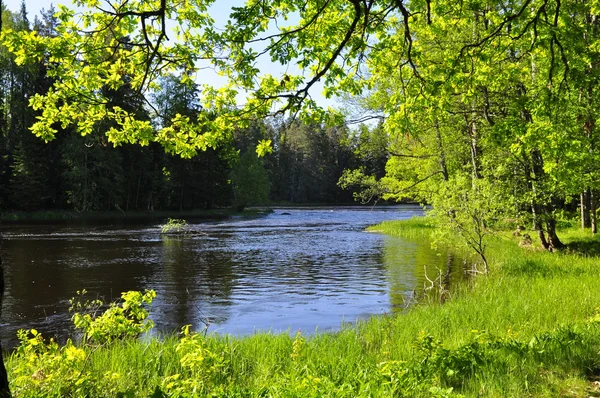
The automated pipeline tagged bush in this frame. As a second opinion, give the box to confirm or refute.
[70,289,156,345]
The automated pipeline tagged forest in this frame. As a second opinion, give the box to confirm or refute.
[0,4,389,214]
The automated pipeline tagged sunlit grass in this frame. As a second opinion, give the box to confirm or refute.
[366,216,434,239]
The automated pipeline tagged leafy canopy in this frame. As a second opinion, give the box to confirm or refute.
[1,0,375,157]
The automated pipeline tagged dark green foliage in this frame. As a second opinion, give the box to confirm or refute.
[267,119,358,203]
[61,133,125,211]
[231,150,270,210]
[10,133,64,209]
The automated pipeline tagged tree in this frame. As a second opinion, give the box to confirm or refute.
[231,149,270,211]
[152,74,235,209]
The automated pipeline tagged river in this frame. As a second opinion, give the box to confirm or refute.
[0,205,467,348]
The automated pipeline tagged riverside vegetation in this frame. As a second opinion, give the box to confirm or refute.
[4,218,600,397]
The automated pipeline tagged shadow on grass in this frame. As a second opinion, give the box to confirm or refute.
[563,239,600,257]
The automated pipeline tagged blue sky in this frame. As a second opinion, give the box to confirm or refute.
[4,0,44,19]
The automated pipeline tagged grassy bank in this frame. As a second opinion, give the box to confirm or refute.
[5,218,600,397]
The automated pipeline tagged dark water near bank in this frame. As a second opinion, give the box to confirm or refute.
[0,206,467,348]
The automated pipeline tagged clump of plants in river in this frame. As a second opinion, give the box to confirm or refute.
[160,218,191,235]
[6,219,600,397]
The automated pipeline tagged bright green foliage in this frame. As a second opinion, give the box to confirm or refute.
[338,168,387,204]
[356,0,600,249]
[161,325,231,397]
[428,175,508,273]
[161,218,190,234]
[69,289,156,345]
[1,0,221,157]
[9,330,90,397]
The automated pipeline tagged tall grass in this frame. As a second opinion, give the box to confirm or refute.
[6,219,600,397]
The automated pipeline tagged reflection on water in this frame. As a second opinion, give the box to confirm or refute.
[0,206,467,348]
[383,236,468,308]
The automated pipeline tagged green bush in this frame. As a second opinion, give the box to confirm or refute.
[70,289,156,345]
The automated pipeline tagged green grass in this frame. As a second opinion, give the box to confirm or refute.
[6,217,600,397]
[367,216,436,239]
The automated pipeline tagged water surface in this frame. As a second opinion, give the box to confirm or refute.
[0,206,466,348]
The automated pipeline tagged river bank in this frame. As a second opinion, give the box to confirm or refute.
[0,208,274,223]
[0,202,410,223]
[5,218,600,397]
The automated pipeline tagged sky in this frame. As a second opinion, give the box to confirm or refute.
[4,0,44,19]
[2,0,342,110]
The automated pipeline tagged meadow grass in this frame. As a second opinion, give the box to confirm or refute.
[6,217,600,397]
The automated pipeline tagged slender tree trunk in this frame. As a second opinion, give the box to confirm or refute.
[530,149,564,251]
[525,150,550,249]
[532,204,549,250]
[581,191,588,230]
[587,189,593,227]
[526,44,557,250]
[581,189,591,229]
[592,190,598,234]
[468,116,481,181]
[524,168,547,248]
[434,120,449,181]
[543,196,564,251]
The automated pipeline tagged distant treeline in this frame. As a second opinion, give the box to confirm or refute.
[0,4,389,213]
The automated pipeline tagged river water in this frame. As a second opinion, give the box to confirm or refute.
[0,206,467,348]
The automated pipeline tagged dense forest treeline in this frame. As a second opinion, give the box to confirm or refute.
[0,4,389,213]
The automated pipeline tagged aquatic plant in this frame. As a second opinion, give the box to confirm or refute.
[160,218,190,234]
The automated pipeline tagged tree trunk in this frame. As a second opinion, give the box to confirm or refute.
[529,149,564,251]
[545,217,564,251]
[526,150,549,249]
[545,197,564,251]
[581,191,587,230]
[581,190,591,229]
[0,256,11,397]
[592,190,597,234]
[468,116,481,181]
[530,197,549,250]
[434,120,449,181]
